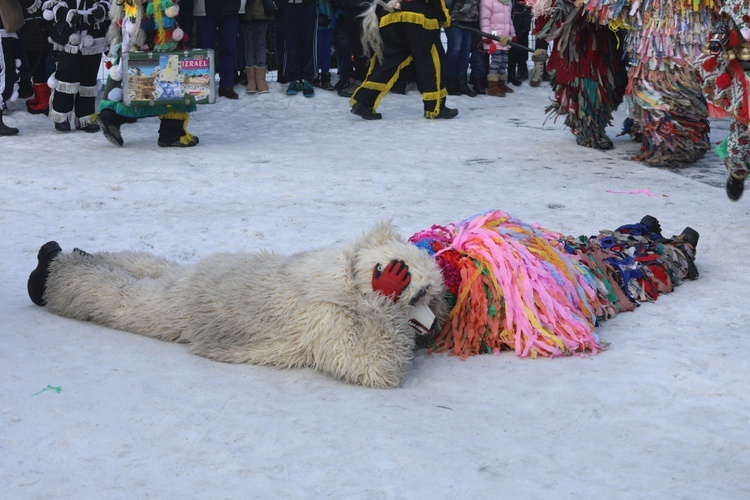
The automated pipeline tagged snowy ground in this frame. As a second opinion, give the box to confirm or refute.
[2,72,750,499]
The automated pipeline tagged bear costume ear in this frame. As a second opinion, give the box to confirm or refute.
[354,220,402,248]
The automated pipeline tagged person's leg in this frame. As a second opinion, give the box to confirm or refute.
[217,14,240,90]
[0,37,20,135]
[73,53,102,131]
[254,21,270,93]
[49,51,80,129]
[457,29,476,96]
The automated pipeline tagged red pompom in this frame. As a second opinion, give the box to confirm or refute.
[104,60,112,69]
[717,72,733,89]
[702,56,718,72]
[743,15,750,23]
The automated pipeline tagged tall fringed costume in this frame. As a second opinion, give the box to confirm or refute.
[624,0,713,166]
[697,0,750,200]
[97,0,199,147]
[350,0,458,120]
[42,0,111,132]
[530,0,628,150]
[410,210,699,358]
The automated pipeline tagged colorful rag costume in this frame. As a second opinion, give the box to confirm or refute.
[624,0,713,165]
[97,0,199,147]
[530,0,628,150]
[409,210,698,358]
[697,0,750,198]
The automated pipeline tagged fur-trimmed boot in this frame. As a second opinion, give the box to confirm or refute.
[158,111,199,147]
[0,109,19,136]
[26,83,51,115]
[487,76,505,97]
[245,66,257,94]
[498,76,514,94]
[255,66,269,94]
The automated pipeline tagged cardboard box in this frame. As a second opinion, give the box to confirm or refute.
[122,49,215,107]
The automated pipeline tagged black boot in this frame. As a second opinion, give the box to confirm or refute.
[446,76,460,96]
[726,175,745,201]
[427,99,458,120]
[158,117,199,147]
[97,109,125,147]
[320,72,334,91]
[0,109,19,136]
[472,76,487,95]
[27,241,62,306]
[458,77,477,97]
[508,69,522,86]
[351,102,382,120]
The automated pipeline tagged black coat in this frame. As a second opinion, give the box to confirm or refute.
[205,0,243,16]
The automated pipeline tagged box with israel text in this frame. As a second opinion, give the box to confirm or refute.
[122,49,215,107]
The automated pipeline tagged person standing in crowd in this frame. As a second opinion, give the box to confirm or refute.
[97,0,199,147]
[240,0,271,94]
[195,0,245,99]
[281,0,317,97]
[331,0,352,90]
[336,0,370,97]
[507,0,530,85]
[479,0,515,97]
[0,0,32,136]
[42,0,110,132]
[444,0,479,97]
[312,0,335,90]
[20,0,54,115]
[350,0,456,120]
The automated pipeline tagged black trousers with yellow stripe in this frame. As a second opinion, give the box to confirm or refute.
[351,20,447,118]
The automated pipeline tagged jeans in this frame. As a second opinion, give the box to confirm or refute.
[444,25,472,79]
[195,14,240,89]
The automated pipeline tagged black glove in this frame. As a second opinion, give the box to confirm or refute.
[68,11,83,27]
[91,4,107,20]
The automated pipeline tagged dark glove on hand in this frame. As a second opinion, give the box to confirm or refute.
[91,4,107,20]
[68,11,83,27]
[372,259,411,302]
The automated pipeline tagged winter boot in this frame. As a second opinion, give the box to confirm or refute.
[320,72,334,91]
[27,241,62,306]
[157,112,199,147]
[97,108,125,147]
[446,76,460,96]
[426,99,458,120]
[245,66,257,94]
[458,76,477,97]
[726,174,745,201]
[27,83,51,115]
[255,66,269,94]
[351,102,382,120]
[471,76,487,95]
[0,109,19,136]
[487,77,505,97]
[498,76,514,94]
[508,69,522,86]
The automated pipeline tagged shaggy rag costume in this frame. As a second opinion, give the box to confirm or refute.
[42,0,111,132]
[27,223,447,388]
[409,210,698,358]
[623,0,712,166]
[350,0,456,119]
[97,0,198,147]
[697,0,750,200]
[531,0,628,150]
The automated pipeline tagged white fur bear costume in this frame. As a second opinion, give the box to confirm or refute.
[27,223,447,388]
